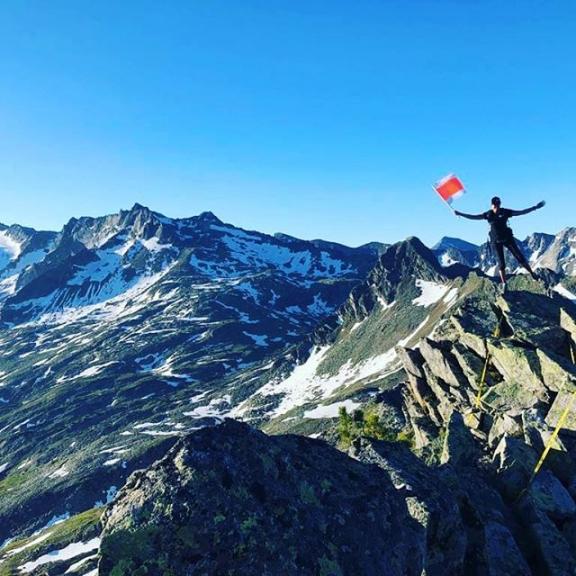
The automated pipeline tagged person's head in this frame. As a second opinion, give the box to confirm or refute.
[491,196,502,211]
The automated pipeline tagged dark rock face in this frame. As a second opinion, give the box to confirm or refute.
[350,437,532,576]
[99,420,425,576]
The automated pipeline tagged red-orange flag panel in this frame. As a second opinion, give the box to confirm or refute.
[433,174,465,204]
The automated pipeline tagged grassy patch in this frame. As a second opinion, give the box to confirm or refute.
[0,469,34,496]
[0,508,102,575]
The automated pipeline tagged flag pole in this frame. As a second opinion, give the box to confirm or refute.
[432,185,456,215]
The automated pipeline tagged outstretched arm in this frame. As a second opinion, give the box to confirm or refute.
[454,210,486,220]
[509,200,546,216]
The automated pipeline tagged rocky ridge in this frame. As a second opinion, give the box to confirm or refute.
[95,271,576,575]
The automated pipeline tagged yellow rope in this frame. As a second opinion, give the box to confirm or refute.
[528,340,576,483]
[530,391,576,481]
[475,349,490,408]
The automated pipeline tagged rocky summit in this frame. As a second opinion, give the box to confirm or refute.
[2,206,576,575]
[98,419,424,576]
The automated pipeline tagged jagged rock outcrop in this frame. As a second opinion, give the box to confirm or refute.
[98,419,425,576]
[350,435,532,576]
[395,273,576,574]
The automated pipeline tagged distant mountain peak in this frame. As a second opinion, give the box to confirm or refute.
[433,236,479,252]
[130,202,149,212]
[195,211,223,224]
[382,236,442,271]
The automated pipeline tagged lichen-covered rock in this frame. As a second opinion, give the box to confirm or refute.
[536,349,576,393]
[394,272,576,573]
[482,521,531,576]
[485,342,549,412]
[528,469,576,521]
[349,437,467,576]
[440,411,481,466]
[493,436,538,500]
[517,493,576,576]
[419,339,469,390]
[99,420,426,576]
[488,414,522,447]
[397,346,425,379]
[350,436,533,576]
[546,390,576,432]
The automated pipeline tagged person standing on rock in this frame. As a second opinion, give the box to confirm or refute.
[454,197,545,293]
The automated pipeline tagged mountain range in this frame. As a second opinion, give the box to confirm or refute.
[1,204,576,575]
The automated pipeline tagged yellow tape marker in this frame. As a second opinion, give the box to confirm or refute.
[475,351,490,409]
[530,391,576,481]
[524,339,576,489]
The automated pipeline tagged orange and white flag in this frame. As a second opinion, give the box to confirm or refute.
[433,174,465,205]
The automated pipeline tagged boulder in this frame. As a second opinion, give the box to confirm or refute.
[350,437,467,576]
[516,493,576,576]
[488,414,522,448]
[419,339,469,390]
[99,420,426,576]
[488,342,547,398]
[545,390,576,433]
[441,411,480,466]
[529,469,576,521]
[397,346,425,379]
[481,521,531,576]
[493,436,538,500]
[536,348,576,394]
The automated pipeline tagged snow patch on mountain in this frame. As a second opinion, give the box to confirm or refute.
[23,264,176,326]
[377,295,396,310]
[76,362,118,379]
[5,533,52,557]
[399,316,431,347]
[250,346,399,417]
[220,234,354,278]
[67,251,121,286]
[183,396,231,420]
[412,279,451,308]
[49,465,69,479]
[440,253,456,267]
[0,231,22,263]
[0,275,18,297]
[307,294,333,316]
[18,537,101,573]
[243,332,268,347]
[65,553,98,573]
[140,237,175,253]
[0,246,52,299]
[304,399,361,419]
[236,282,260,303]
[350,321,364,333]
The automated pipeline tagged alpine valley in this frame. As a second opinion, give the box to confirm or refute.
[1,204,576,575]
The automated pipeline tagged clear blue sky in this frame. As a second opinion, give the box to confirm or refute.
[0,0,574,247]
